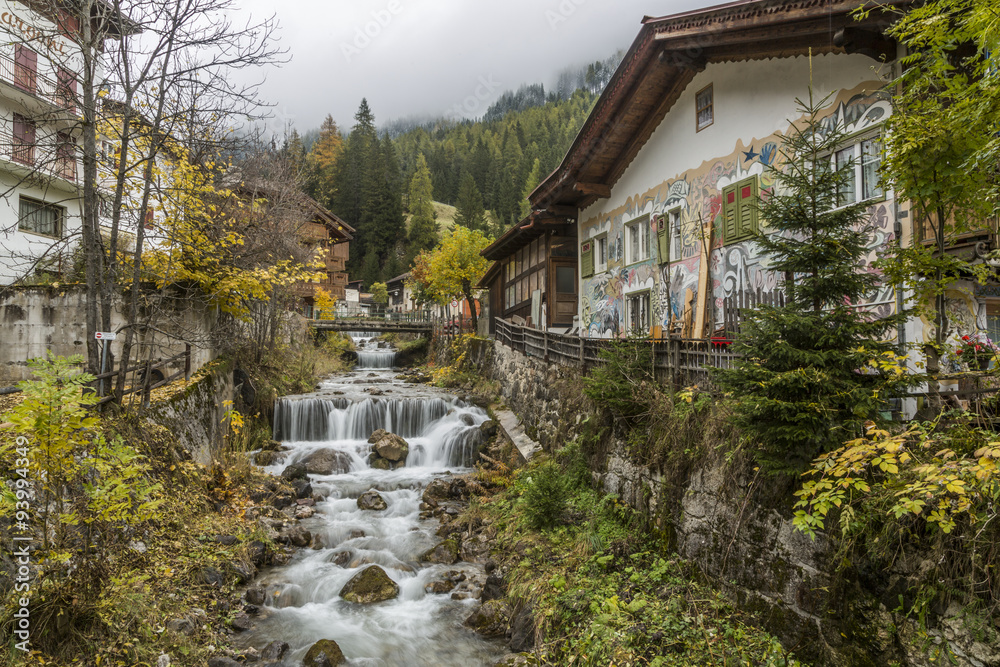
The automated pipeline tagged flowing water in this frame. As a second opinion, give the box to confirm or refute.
[351,331,399,370]
[239,334,505,666]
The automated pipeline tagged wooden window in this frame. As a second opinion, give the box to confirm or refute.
[12,114,36,165]
[56,68,77,110]
[14,45,37,93]
[580,239,594,278]
[625,215,650,265]
[19,197,63,238]
[696,84,713,132]
[722,176,759,244]
[56,132,76,180]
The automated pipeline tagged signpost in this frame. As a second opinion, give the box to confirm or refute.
[95,332,116,396]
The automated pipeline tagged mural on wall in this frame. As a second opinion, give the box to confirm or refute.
[578,82,896,338]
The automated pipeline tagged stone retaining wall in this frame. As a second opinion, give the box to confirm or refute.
[484,339,999,667]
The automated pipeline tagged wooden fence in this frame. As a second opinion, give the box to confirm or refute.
[494,318,737,384]
[91,344,193,407]
[723,288,785,336]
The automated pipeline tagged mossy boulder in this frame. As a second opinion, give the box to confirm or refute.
[421,538,460,565]
[303,638,346,666]
[464,599,509,636]
[339,565,400,603]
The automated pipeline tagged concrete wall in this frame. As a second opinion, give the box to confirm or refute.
[0,285,218,384]
[147,365,234,466]
[486,339,1000,667]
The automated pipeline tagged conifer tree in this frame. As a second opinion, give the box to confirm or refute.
[715,89,914,475]
[454,172,487,233]
[407,153,439,255]
[519,157,542,219]
[304,116,342,209]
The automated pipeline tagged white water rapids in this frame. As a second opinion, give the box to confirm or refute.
[239,339,505,666]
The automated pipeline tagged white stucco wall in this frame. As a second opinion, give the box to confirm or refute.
[577,52,898,339]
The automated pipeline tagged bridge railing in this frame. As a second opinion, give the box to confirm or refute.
[307,306,433,324]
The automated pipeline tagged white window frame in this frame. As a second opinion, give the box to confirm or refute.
[826,132,886,209]
[594,234,608,273]
[625,216,650,266]
[667,207,682,262]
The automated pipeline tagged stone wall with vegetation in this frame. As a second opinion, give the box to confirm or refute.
[147,364,235,465]
[484,339,1000,667]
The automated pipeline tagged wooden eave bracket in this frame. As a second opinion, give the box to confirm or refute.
[573,182,611,198]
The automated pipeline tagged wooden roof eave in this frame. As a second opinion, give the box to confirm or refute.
[531,0,909,212]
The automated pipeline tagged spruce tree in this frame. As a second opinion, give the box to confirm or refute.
[454,172,486,233]
[407,153,439,255]
[715,89,914,476]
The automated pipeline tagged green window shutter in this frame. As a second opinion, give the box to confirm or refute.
[722,184,738,243]
[737,176,758,238]
[655,214,669,263]
[581,240,594,278]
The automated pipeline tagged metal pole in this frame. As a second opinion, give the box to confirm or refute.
[99,338,108,396]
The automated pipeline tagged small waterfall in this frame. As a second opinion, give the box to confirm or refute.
[346,330,398,370]
[356,350,397,369]
[273,397,485,466]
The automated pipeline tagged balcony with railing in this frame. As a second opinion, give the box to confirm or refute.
[916,214,1000,263]
[0,125,78,184]
[0,51,77,112]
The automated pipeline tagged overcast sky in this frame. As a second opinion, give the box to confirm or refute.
[230,0,709,136]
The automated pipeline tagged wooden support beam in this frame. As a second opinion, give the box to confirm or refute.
[573,182,611,198]
[542,204,578,218]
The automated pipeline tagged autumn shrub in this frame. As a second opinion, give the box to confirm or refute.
[794,417,1000,641]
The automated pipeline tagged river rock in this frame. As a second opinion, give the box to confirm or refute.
[254,449,279,466]
[423,479,452,501]
[278,526,312,547]
[246,540,270,568]
[303,638,346,666]
[245,586,267,605]
[479,419,498,440]
[421,538,460,565]
[300,448,352,475]
[280,462,307,481]
[330,550,351,566]
[292,479,313,499]
[230,612,252,632]
[260,640,289,661]
[166,617,195,635]
[464,600,509,636]
[357,489,388,511]
[508,604,536,652]
[370,457,391,470]
[207,658,241,667]
[339,565,400,603]
[199,566,225,588]
[425,579,456,594]
[368,429,410,462]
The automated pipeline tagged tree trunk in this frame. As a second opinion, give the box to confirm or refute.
[462,278,478,334]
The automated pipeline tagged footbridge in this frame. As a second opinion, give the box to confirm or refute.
[308,309,435,335]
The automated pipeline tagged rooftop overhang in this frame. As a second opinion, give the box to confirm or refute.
[481,212,576,261]
[476,260,502,290]
[529,0,910,213]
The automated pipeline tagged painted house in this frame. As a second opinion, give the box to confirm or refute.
[527,0,914,343]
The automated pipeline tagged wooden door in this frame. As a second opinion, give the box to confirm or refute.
[549,259,577,327]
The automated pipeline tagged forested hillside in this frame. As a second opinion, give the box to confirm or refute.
[289,54,622,286]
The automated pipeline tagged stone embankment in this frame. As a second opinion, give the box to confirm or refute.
[481,338,1000,667]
